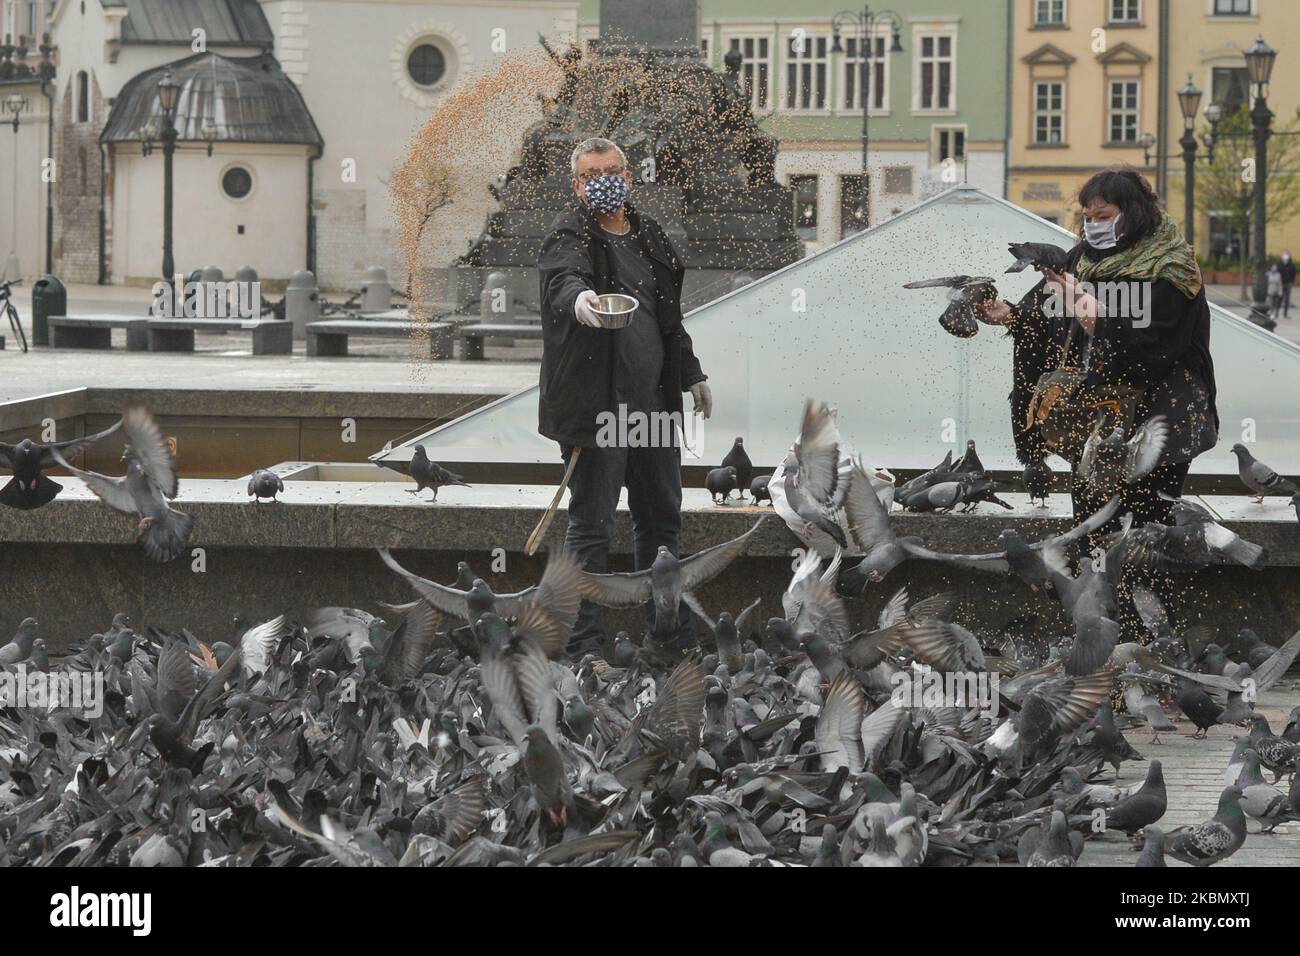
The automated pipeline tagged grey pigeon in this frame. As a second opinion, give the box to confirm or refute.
[1078,415,1167,495]
[720,438,753,499]
[1116,496,1264,570]
[0,418,122,510]
[895,450,954,500]
[1176,679,1225,738]
[1026,811,1075,867]
[1134,825,1166,866]
[951,439,985,477]
[779,400,851,547]
[902,275,998,338]
[406,444,470,502]
[749,474,771,505]
[523,725,571,827]
[1022,457,1052,507]
[1005,241,1070,274]
[1165,786,1247,866]
[579,522,761,636]
[706,466,738,504]
[1246,715,1300,782]
[1230,443,1296,502]
[1235,748,1300,832]
[1090,701,1144,779]
[0,617,37,665]
[50,406,193,562]
[1105,760,1167,836]
[1121,668,1177,742]
[247,469,284,502]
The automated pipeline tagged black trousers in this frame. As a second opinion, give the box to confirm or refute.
[1071,460,1191,642]
[560,442,691,652]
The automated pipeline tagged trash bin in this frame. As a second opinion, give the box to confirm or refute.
[31,274,67,347]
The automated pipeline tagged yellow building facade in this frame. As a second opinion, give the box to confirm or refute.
[1162,0,1300,267]
[1008,0,1162,228]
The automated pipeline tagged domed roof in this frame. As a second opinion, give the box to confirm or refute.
[101,52,322,147]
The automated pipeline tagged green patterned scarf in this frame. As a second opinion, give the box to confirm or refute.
[1074,212,1203,299]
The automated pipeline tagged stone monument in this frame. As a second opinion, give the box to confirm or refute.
[458,0,802,311]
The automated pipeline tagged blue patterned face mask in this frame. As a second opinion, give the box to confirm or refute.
[583,174,628,214]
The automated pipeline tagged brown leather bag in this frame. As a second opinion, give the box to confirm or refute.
[1025,321,1141,460]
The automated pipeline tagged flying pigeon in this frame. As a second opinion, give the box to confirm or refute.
[1005,241,1070,274]
[1229,443,1296,502]
[577,522,761,636]
[247,469,285,503]
[1114,496,1265,570]
[902,275,998,338]
[0,418,122,510]
[50,406,194,563]
[775,400,852,548]
[1077,415,1167,495]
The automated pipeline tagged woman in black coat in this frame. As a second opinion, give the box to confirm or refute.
[976,169,1218,529]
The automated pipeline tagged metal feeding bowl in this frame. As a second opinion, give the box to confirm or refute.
[592,293,638,328]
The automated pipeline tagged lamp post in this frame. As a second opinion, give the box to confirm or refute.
[1140,77,1209,247]
[155,70,180,282]
[830,8,903,176]
[1176,77,1203,247]
[3,92,27,281]
[1243,35,1277,325]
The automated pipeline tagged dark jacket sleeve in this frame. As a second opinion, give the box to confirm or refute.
[661,230,707,389]
[1006,279,1055,464]
[537,216,594,328]
[1092,278,1197,386]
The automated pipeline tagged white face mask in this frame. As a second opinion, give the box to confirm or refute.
[1083,212,1122,250]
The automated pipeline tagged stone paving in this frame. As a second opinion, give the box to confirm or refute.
[1077,686,1299,867]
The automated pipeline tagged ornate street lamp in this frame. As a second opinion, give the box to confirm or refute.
[1243,36,1276,325]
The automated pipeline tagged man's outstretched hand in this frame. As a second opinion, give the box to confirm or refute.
[690,382,713,419]
[574,290,603,327]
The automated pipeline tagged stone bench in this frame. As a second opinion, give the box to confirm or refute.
[459,322,544,361]
[305,320,455,358]
[49,315,150,351]
[147,318,292,355]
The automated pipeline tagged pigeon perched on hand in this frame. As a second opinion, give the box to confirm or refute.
[1230,443,1296,503]
[1005,241,1071,275]
[720,438,752,499]
[50,406,193,563]
[247,469,284,503]
[902,276,999,338]
[0,418,122,510]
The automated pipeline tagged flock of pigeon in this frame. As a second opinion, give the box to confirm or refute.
[1,398,1298,867]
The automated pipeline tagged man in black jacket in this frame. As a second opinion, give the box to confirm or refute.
[537,137,711,655]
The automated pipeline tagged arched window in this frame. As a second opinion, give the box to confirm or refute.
[76,71,89,123]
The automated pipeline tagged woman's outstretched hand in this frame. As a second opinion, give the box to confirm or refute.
[1043,267,1099,334]
[973,298,1012,326]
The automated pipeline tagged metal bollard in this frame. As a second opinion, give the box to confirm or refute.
[361,266,391,313]
[285,270,320,340]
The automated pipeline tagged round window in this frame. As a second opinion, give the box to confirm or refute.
[407,43,447,87]
[221,166,253,200]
